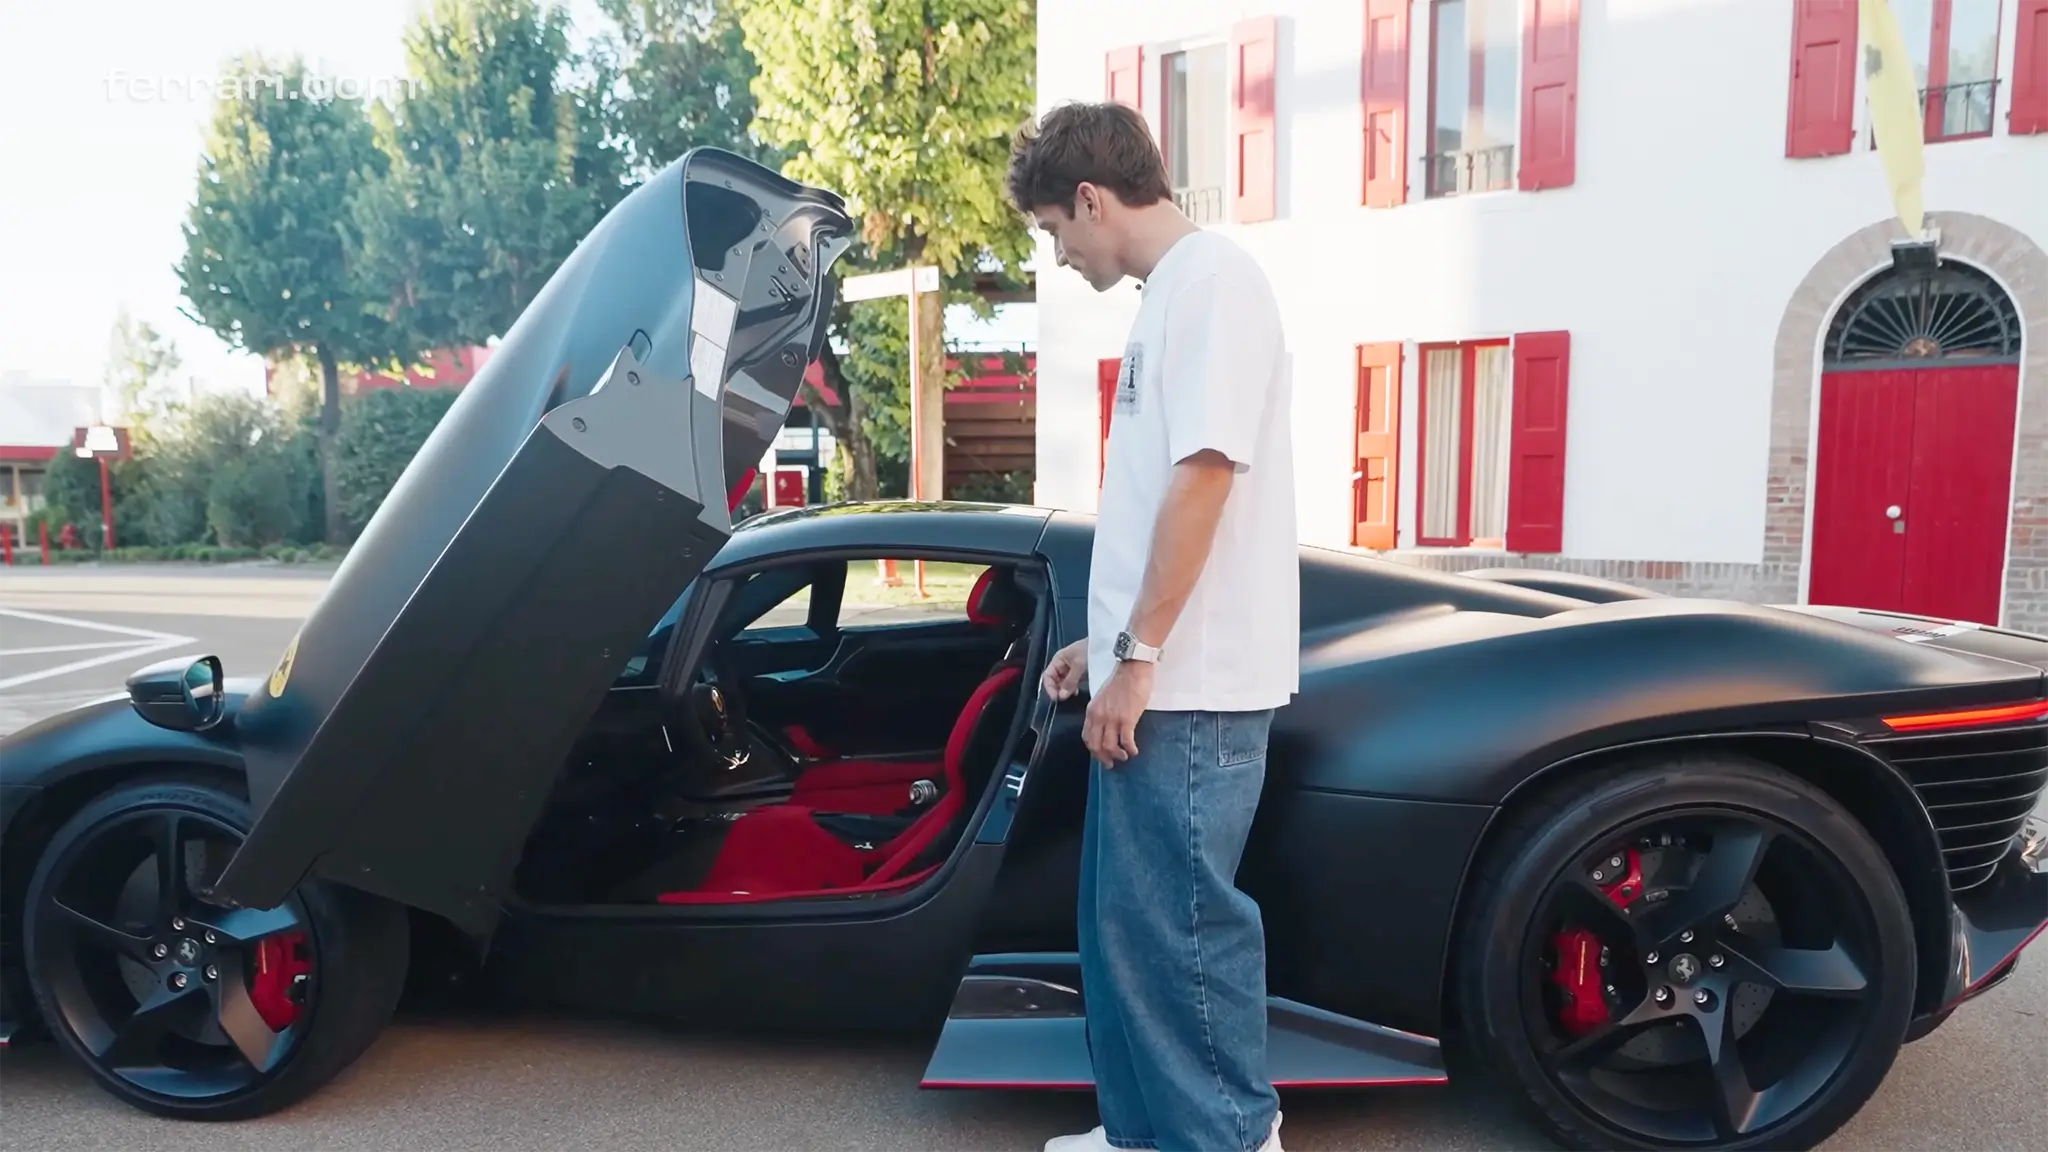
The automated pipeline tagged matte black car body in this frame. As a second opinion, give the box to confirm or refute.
[3,147,2045,1149]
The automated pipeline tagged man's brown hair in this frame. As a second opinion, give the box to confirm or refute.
[1008,101,1172,215]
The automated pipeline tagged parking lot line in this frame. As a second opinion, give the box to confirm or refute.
[0,607,195,692]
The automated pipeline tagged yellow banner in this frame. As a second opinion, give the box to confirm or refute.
[1861,0,1926,237]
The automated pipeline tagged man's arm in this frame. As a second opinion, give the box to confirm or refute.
[1125,450,1236,650]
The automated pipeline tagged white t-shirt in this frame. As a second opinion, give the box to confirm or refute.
[1087,229,1299,713]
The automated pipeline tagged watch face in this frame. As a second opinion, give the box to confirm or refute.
[1114,632,1132,659]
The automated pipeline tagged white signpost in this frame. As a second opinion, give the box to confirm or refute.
[838,265,942,596]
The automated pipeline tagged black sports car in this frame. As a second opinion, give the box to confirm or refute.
[2,149,2044,1152]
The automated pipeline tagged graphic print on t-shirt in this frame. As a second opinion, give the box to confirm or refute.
[1115,344,1142,415]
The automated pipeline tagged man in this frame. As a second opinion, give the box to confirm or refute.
[1009,100,1298,1152]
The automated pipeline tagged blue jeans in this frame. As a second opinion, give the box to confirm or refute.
[1077,708,1279,1152]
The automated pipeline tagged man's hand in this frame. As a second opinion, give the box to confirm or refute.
[1083,661,1152,765]
[1041,638,1088,701]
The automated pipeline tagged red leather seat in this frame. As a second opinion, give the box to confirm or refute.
[661,566,1030,905]
[784,565,1022,814]
[660,662,1023,903]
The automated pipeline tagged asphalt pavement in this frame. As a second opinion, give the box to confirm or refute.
[0,563,2043,1150]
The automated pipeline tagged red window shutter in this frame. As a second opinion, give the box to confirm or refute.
[1785,0,1858,157]
[1098,357,1121,486]
[1231,16,1278,223]
[1353,343,1404,550]
[2013,0,2048,135]
[1361,0,1410,207]
[1506,331,1570,554]
[1106,46,1143,109]
[1518,0,1579,190]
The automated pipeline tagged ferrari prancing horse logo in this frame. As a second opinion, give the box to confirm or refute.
[268,634,299,698]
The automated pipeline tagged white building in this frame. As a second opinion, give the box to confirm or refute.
[1030,0,2048,632]
[0,371,105,538]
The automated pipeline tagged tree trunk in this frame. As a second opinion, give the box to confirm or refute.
[315,343,346,546]
[815,344,879,500]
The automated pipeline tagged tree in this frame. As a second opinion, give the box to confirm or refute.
[351,0,630,352]
[101,308,186,439]
[591,0,775,175]
[740,0,1035,500]
[175,54,396,545]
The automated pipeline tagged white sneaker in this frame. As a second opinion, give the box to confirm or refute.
[1041,1113,1281,1152]
[1042,1126,1114,1152]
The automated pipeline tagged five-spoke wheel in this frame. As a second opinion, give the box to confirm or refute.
[1455,753,1918,1150]
[22,776,409,1119]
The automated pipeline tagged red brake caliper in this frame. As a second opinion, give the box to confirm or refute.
[1548,847,1643,1035]
[249,931,312,1031]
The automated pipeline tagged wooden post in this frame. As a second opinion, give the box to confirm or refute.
[99,457,115,550]
[906,273,927,597]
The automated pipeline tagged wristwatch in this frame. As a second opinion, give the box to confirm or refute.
[1113,630,1161,664]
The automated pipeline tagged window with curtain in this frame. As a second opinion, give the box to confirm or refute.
[1419,340,1513,546]
[1164,44,1228,223]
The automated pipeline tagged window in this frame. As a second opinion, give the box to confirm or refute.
[1412,331,1571,553]
[1892,0,2005,141]
[1426,0,1521,196]
[836,560,989,630]
[744,583,812,632]
[1163,44,1229,224]
[1419,341,1514,546]
[1793,0,2036,156]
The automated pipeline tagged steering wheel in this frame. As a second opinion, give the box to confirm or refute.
[680,647,753,770]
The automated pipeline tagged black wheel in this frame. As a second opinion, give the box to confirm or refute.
[21,775,409,1120]
[1453,752,1917,1150]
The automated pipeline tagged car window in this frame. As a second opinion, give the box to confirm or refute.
[742,583,812,632]
[615,586,694,686]
[836,560,989,630]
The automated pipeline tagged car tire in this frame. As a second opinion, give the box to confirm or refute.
[1450,751,1918,1151]
[21,773,409,1120]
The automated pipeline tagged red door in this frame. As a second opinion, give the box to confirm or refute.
[1900,365,2020,622]
[1809,365,2018,623]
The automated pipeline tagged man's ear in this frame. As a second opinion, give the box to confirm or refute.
[1076,182,1101,222]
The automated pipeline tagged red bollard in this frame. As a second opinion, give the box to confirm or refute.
[1,523,11,565]
[40,520,50,565]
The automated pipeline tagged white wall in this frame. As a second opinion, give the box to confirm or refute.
[1033,0,2048,563]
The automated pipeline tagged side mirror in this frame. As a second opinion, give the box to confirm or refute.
[126,655,228,732]
[181,655,226,730]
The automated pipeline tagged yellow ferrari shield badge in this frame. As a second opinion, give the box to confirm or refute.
[268,633,299,698]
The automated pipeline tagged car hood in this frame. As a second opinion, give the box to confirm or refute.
[211,149,852,936]
[1778,605,2048,677]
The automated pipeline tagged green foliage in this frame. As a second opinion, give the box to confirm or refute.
[350,0,629,352]
[32,387,409,556]
[738,0,1035,278]
[333,387,463,537]
[592,0,773,174]
[834,301,911,465]
[175,54,401,544]
[175,55,396,372]
[103,308,187,436]
[39,450,97,535]
[949,469,1032,504]
[206,451,302,548]
[738,0,1035,498]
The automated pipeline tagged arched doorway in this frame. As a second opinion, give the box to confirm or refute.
[1807,258,2024,623]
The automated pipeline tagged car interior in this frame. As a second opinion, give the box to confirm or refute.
[512,553,1049,910]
